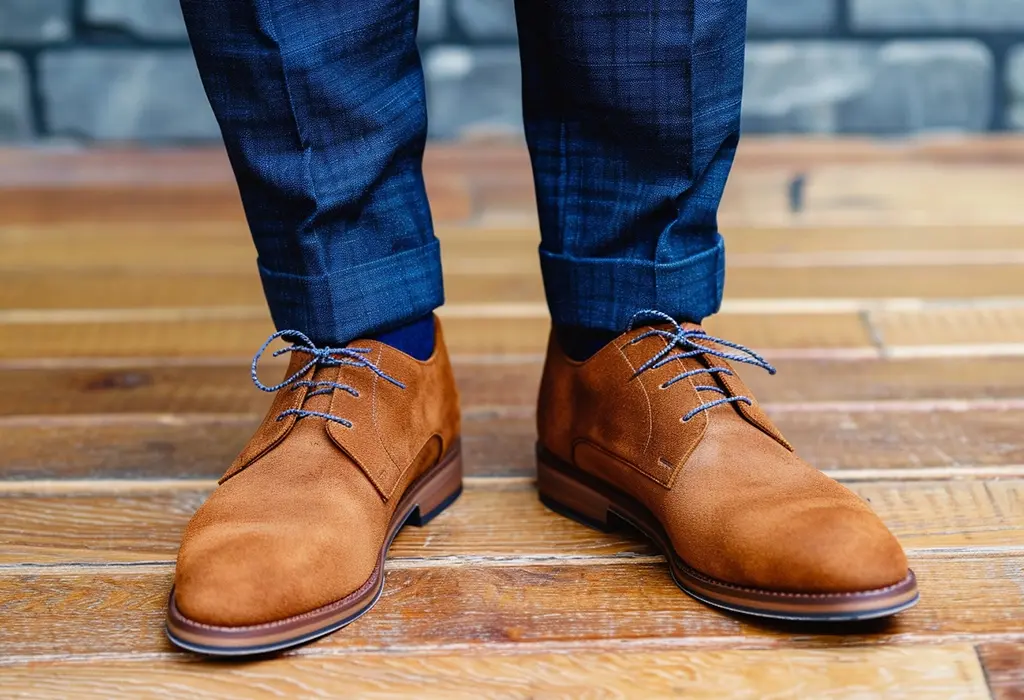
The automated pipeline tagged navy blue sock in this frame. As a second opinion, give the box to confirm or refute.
[555,325,619,362]
[371,314,436,361]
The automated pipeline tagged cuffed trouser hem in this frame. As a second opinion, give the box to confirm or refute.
[539,234,725,332]
[258,238,444,344]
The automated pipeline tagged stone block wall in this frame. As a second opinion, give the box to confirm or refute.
[1,0,1023,142]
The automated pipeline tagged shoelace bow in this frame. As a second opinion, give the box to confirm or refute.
[251,329,406,429]
[626,309,776,422]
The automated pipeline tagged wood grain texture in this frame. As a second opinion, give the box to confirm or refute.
[6,138,1024,187]
[7,355,1024,417]
[415,407,1024,478]
[0,478,1019,565]
[875,307,1024,349]
[5,265,1024,310]
[0,646,991,700]
[7,140,1024,228]
[4,405,1024,480]
[979,643,1024,700]
[10,141,1024,228]
[0,173,469,227]
[1,553,1021,659]
[0,312,874,359]
[8,225,1024,283]
[4,140,1024,697]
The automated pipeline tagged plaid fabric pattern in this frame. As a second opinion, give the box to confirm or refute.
[516,0,747,330]
[181,0,747,341]
[180,0,441,344]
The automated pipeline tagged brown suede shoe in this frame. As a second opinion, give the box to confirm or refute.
[166,316,461,655]
[536,310,918,621]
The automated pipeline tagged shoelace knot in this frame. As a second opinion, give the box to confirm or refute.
[626,309,776,422]
[250,329,406,429]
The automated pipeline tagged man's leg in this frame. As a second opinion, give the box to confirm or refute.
[515,0,744,359]
[180,0,441,352]
[526,1,918,621]
[167,1,463,656]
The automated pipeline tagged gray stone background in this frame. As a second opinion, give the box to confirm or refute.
[2,0,1024,143]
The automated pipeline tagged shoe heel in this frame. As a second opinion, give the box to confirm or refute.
[537,453,616,533]
[407,444,463,527]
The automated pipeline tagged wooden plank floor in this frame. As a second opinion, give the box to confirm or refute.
[1,139,1023,699]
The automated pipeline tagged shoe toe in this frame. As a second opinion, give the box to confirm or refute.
[704,502,910,594]
[758,504,909,593]
[173,512,380,628]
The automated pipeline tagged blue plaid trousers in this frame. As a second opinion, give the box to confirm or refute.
[180,0,748,342]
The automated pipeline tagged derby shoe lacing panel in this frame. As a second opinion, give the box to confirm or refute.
[626,310,776,422]
[251,330,406,429]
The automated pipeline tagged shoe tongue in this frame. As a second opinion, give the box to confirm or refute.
[633,320,735,398]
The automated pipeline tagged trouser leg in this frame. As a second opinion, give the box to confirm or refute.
[180,0,442,343]
[515,0,747,331]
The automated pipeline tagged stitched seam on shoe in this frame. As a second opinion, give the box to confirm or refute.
[373,346,407,490]
[572,437,673,489]
[220,369,310,484]
[616,343,653,455]
[619,331,708,489]
[383,433,441,502]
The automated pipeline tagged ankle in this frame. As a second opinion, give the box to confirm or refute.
[370,314,436,360]
[554,325,619,362]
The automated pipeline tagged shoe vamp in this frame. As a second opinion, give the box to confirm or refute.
[660,414,904,593]
[174,421,389,626]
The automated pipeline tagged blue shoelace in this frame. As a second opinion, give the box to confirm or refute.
[250,330,406,429]
[626,309,776,422]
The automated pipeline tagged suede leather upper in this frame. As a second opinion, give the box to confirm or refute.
[537,324,909,594]
[174,318,460,627]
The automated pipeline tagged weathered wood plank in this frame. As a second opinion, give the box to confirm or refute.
[6,356,1024,417]
[0,646,991,699]
[10,164,1024,229]
[0,176,470,227]
[0,312,873,359]
[0,416,258,481]
[8,140,1024,227]
[7,139,1024,188]
[1,553,1021,658]
[6,225,1024,277]
[876,307,1024,350]
[4,265,1024,310]
[4,405,1023,480]
[979,642,1024,700]
[0,478,1018,565]
[457,408,1024,475]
